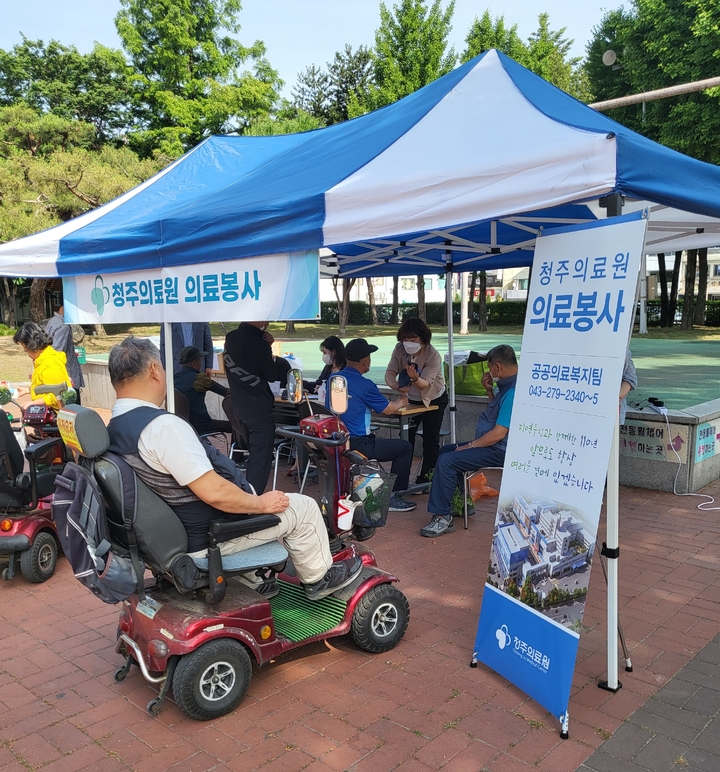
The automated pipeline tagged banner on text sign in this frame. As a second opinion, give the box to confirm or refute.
[62,251,320,324]
[473,212,647,725]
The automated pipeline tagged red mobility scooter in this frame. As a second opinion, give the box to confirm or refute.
[0,387,66,582]
[56,374,409,721]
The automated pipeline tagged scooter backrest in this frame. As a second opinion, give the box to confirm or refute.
[57,405,109,459]
[95,456,189,571]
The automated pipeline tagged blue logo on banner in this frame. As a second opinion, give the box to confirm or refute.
[474,585,579,721]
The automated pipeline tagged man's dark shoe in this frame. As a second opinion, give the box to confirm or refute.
[304,556,363,600]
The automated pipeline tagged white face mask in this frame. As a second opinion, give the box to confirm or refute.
[321,353,333,366]
[403,341,422,355]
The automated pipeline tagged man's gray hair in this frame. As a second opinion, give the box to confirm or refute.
[486,344,517,367]
[109,337,162,386]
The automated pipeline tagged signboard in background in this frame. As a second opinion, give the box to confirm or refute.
[695,421,719,463]
[62,251,320,325]
[473,212,648,729]
[620,420,689,463]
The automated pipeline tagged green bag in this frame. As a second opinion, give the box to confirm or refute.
[443,359,490,396]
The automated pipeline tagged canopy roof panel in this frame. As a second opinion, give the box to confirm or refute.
[1,49,719,279]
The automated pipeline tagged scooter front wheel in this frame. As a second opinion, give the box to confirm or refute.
[351,584,409,653]
[20,532,57,583]
[172,639,252,721]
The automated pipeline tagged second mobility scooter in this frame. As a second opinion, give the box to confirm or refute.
[0,387,67,582]
[55,373,409,721]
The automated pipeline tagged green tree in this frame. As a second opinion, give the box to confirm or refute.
[115,0,281,155]
[0,38,134,144]
[585,0,720,163]
[369,0,456,110]
[526,13,589,100]
[461,10,528,64]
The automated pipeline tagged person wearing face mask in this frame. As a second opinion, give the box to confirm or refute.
[420,344,518,538]
[385,318,447,487]
[308,336,346,394]
[332,338,416,512]
[223,321,291,493]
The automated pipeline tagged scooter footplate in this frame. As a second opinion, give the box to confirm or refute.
[270,580,347,642]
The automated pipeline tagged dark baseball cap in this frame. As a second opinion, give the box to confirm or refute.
[179,345,209,364]
[345,338,378,362]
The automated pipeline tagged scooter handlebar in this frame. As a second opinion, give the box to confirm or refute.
[343,450,367,465]
[275,425,348,448]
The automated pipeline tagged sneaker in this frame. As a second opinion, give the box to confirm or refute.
[420,515,456,538]
[304,556,363,601]
[388,494,417,512]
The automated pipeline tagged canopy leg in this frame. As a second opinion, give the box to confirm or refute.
[164,322,175,414]
[445,266,456,444]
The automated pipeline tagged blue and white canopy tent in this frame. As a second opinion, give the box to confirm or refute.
[2,46,720,705]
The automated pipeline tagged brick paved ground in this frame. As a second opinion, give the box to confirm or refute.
[2,474,720,772]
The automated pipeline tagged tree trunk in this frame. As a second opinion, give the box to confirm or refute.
[332,277,356,335]
[93,324,106,337]
[285,321,296,334]
[417,275,426,321]
[680,249,697,330]
[29,278,50,322]
[478,271,488,332]
[469,271,477,324]
[1,277,19,327]
[668,251,682,326]
[366,278,378,325]
[657,252,669,327]
[694,247,708,326]
[390,277,399,325]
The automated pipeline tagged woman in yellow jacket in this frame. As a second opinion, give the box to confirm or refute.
[14,322,71,411]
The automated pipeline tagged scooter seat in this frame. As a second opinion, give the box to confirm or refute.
[191,540,289,572]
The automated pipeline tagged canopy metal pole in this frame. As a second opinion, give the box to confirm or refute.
[639,252,648,335]
[445,262,456,443]
[163,322,175,414]
[460,272,469,335]
[599,419,621,693]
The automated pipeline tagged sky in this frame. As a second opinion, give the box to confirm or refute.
[0,0,618,95]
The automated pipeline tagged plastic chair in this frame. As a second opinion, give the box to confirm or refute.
[174,390,229,455]
[462,467,503,530]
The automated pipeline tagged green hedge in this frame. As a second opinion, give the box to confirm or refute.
[645,299,720,326]
[320,300,528,326]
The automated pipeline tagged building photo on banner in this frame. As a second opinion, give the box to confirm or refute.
[60,251,320,325]
[472,212,648,735]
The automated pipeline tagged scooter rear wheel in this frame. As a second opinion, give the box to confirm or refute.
[351,584,409,653]
[172,639,252,721]
[20,532,57,583]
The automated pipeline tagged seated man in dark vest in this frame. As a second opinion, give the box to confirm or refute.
[420,344,518,538]
[106,336,361,601]
[175,345,232,435]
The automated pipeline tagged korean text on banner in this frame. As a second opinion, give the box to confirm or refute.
[473,212,648,724]
[62,251,320,325]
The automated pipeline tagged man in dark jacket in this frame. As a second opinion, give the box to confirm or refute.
[224,322,291,493]
[175,345,232,435]
[45,306,85,395]
[420,344,518,538]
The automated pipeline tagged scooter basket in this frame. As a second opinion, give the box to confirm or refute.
[350,463,395,528]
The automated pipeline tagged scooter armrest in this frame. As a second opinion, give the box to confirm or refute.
[209,515,281,545]
[24,437,64,461]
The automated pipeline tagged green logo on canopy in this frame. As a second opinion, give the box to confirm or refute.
[91,275,110,316]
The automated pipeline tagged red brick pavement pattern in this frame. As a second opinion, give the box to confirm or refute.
[2,478,720,771]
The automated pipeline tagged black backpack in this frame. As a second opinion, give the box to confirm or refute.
[52,454,143,604]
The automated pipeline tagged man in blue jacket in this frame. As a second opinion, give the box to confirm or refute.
[421,344,518,538]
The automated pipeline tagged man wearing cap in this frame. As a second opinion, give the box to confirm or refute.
[334,339,416,513]
[175,345,232,436]
[161,322,214,377]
